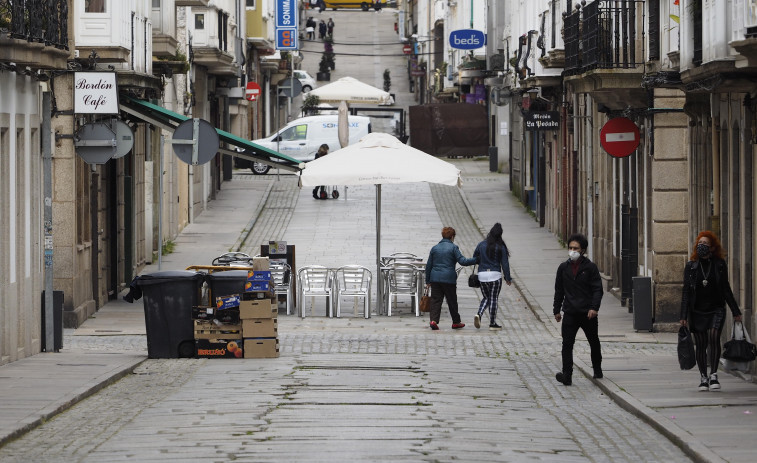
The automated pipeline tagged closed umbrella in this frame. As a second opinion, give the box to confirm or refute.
[299,132,461,310]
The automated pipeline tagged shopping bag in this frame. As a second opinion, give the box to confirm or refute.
[677,326,697,370]
[419,286,431,312]
[722,321,757,362]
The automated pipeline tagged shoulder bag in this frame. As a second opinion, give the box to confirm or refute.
[677,326,697,370]
[419,286,431,312]
[722,321,757,363]
[468,265,480,288]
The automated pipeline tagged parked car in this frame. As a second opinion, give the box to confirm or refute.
[293,70,316,93]
[237,115,372,175]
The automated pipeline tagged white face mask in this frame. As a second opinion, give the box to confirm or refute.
[568,250,581,261]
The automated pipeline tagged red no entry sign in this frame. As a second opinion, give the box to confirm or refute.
[600,117,640,158]
[245,81,261,101]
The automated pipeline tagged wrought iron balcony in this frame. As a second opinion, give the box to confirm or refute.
[563,0,642,76]
[0,0,69,50]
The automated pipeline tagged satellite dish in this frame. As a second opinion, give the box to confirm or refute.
[112,120,135,159]
[172,118,219,165]
[278,77,303,98]
[74,122,117,164]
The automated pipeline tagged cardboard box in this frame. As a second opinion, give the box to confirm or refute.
[241,290,275,301]
[194,320,242,340]
[243,338,279,358]
[240,299,277,319]
[242,318,278,338]
[252,257,270,271]
[192,306,215,321]
[196,339,244,358]
[245,280,270,292]
[216,294,241,310]
[247,270,272,281]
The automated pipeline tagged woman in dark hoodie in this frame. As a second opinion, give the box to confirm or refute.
[680,231,742,391]
[472,223,512,330]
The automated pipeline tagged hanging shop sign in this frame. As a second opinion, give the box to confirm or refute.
[449,29,486,50]
[524,111,560,131]
[275,0,298,50]
[74,72,119,114]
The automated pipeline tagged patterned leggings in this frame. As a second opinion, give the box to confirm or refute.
[693,328,723,377]
[477,279,503,324]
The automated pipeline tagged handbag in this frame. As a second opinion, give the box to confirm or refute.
[419,286,431,313]
[677,326,697,370]
[468,265,481,288]
[722,321,757,362]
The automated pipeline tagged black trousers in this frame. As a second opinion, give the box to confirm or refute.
[429,282,461,324]
[561,312,602,375]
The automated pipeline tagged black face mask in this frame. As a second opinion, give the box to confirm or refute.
[697,243,710,258]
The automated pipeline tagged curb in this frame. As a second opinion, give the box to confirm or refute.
[457,177,724,463]
[0,357,146,448]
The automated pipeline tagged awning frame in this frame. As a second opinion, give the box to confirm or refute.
[119,95,303,172]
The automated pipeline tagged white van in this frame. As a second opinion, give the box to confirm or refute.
[242,115,371,174]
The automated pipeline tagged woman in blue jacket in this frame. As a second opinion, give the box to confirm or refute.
[425,227,477,330]
[472,223,512,330]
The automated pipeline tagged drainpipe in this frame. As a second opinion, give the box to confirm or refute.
[711,94,720,236]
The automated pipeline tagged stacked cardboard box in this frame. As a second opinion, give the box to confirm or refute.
[242,257,280,358]
[192,293,243,358]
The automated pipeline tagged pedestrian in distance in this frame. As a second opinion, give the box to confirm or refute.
[327,18,334,37]
[425,227,478,331]
[472,223,512,331]
[680,230,743,391]
[312,144,330,200]
[306,17,316,40]
[553,233,604,386]
[318,20,327,40]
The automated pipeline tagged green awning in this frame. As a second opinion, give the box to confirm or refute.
[119,95,302,171]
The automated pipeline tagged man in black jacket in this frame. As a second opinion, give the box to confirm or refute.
[553,233,604,386]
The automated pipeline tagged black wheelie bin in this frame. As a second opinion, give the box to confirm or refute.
[124,270,205,358]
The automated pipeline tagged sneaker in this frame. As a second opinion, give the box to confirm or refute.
[451,322,465,329]
[698,375,709,391]
[709,373,720,390]
[555,372,572,386]
[429,321,439,331]
[474,314,481,329]
[489,323,502,331]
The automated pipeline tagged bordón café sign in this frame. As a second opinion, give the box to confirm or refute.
[74,72,119,114]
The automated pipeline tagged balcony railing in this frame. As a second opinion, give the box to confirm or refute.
[0,0,68,50]
[564,0,642,75]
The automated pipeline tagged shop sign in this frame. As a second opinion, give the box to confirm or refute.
[524,111,560,131]
[449,29,486,50]
[74,72,118,114]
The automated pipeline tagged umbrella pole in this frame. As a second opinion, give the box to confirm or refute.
[376,184,381,315]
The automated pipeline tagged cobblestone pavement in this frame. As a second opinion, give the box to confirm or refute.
[0,172,691,462]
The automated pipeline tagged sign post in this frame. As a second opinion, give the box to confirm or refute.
[600,117,640,158]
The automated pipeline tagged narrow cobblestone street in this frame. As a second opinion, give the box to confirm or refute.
[0,168,693,462]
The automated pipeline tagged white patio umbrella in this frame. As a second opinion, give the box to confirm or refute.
[308,76,394,105]
[299,132,461,311]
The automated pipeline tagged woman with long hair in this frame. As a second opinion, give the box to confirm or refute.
[472,223,512,330]
[680,231,743,391]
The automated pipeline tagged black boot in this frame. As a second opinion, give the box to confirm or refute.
[593,366,603,379]
[555,371,572,386]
